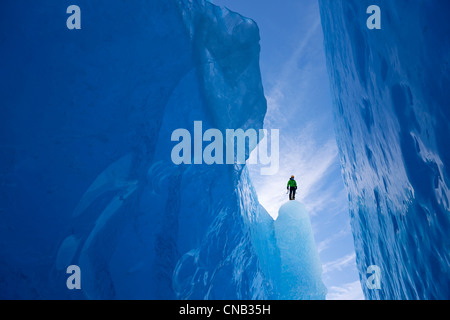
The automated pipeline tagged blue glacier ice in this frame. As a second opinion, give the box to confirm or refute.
[319,0,450,299]
[274,201,327,300]
[0,0,326,299]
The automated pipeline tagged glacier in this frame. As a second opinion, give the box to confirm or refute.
[0,0,326,299]
[319,0,450,299]
[274,201,327,300]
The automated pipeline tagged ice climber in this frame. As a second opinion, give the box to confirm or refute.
[287,175,297,200]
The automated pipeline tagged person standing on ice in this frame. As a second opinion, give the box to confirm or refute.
[287,175,298,200]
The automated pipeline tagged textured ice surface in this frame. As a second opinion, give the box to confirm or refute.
[0,0,326,300]
[274,201,327,300]
[0,0,268,299]
[319,0,450,299]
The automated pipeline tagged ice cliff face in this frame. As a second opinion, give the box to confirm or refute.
[0,0,268,299]
[319,0,450,299]
[0,0,326,299]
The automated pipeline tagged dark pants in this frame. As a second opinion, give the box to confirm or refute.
[289,187,296,200]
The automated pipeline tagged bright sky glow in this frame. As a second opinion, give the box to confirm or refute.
[212,0,365,300]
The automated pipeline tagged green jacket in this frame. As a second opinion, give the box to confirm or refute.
[287,178,297,188]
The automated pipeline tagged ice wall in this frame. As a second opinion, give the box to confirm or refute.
[0,0,272,299]
[319,0,450,299]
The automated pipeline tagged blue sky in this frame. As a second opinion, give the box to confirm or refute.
[211,0,364,300]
